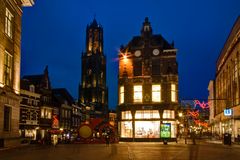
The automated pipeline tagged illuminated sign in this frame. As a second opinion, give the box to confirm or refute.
[52,115,59,128]
[224,109,232,116]
[160,123,171,138]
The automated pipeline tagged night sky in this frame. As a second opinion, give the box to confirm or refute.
[21,0,240,109]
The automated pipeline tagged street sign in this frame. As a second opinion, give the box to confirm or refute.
[224,109,232,116]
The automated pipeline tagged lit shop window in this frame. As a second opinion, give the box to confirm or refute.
[171,84,177,102]
[163,110,175,119]
[152,85,161,102]
[121,121,133,138]
[134,85,142,103]
[119,86,124,104]
[121,111,132,119]
[135,110,160,119]
[5,8,13,38]
[135,121,160,138]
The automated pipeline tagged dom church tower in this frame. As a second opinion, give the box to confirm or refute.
[79,19,108,118]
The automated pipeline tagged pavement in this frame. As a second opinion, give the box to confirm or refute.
[1,138,240,152]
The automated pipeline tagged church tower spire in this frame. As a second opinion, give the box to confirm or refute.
[141,17,153,37]
[86,18,104,55]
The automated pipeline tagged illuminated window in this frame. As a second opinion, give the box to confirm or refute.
[121,111,132,119]
[163,110,175,119]
[152,85,161,102]
[171,84,177,102]
[119,86,124,104]
[41,108,45,118]
[134,85,142,102]
[121,121,133,138]
[135,110,160,119]
[4,51,13,86]
[5,8,13,38]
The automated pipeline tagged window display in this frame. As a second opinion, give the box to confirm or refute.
[121,121,133,138]
[135,121,160,138]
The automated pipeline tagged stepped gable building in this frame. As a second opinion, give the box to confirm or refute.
[117,17,179,141]
[22,66,53,141]
[19,78,40,141]
[0,0,34,148]
[79,18,108,119]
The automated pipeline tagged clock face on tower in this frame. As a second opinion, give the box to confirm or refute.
[153,49,160,56]
[134,50,141,57]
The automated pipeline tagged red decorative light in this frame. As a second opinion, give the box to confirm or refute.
[188,110,199,118]
[194,120,208,127]
[194,100,210,109]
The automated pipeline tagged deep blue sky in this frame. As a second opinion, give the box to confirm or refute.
[21,0,240,109]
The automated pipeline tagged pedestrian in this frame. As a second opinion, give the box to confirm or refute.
[237,134,240,145]
[106,135,110,146]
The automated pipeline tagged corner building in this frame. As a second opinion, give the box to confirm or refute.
[117,17,179,141]
[0,0,34,148]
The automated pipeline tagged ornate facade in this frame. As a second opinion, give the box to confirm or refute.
[117,17,179,141]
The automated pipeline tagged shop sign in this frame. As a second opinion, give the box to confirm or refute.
[160,123,171,138]
[142,106,152,109]
[224,109,232,116]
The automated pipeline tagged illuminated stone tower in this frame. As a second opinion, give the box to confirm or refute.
[79,19,108,118]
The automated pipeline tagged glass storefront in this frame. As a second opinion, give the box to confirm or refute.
[120,110,177,139]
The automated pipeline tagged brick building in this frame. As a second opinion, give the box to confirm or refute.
[117,17,179,141]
